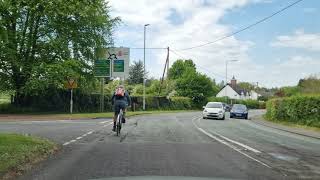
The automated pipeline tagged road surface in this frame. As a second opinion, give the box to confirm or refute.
[0,111,319,180]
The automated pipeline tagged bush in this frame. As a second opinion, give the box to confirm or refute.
[0,91,194,113]
[207,97,265,109]
[266,95,320,127]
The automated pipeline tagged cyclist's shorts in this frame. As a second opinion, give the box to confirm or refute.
[114,101,127,115]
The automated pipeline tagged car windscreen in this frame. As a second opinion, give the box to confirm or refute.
[206,103,222,108]
[232,105,247,110]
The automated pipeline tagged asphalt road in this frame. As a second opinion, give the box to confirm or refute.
[0,111,320,180]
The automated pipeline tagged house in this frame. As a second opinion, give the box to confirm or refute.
[216,76,260,100]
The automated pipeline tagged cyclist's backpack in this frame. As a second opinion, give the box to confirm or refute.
[115,87,125,97]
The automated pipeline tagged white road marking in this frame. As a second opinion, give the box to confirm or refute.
[197,118,261,153]
[103,122,114,127]
[70,140,76,143]
[99,121,109,124]
[87,131,93,135]
[62,142,70,146]
[76,136,82,140]
[192,117,271,168]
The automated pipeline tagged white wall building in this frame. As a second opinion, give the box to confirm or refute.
[216,76,260,100]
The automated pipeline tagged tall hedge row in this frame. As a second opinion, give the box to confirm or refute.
[207,97,266,109]
[266,96,320,127]
[0,90,193,113]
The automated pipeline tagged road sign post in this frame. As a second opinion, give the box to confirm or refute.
[94,47,130,112]
[65,78,77,115]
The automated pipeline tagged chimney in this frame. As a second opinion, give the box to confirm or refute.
[231,76,237,88]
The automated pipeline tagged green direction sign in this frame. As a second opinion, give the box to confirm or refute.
[113,60,124,72]
[94,59,110,77]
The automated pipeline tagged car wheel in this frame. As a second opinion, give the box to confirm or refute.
[230,115,233,118]
[221,116,225,120]
[203,117,206,119]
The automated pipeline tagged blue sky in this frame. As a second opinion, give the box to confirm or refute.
[108,0,320,88]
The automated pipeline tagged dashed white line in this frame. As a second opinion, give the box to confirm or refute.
[62,142,70,146]
[99,121,109,124]
[69,140,76,143]
[76,136,82,140]
[192,117,271,168]
[103,122,114,127]
[87,131,93,135]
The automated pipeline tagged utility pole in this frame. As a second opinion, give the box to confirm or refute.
[143,24,150,111]
[158,47,170,95]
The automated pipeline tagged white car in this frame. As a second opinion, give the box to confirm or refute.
[202,102,225,120]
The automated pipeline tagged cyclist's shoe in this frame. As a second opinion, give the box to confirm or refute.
[112,125,116,132]
[122,117,126,123]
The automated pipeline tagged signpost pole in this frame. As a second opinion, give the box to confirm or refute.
[100,77,104,112]
[70,89,73,114]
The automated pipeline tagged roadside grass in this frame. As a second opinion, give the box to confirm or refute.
[0,110,199,121]
[263,115,320,133]
[54,110,198,119]
[0,134,57,179]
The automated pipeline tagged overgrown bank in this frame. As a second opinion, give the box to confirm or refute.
[266,95,320,128]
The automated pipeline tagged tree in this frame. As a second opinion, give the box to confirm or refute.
[176,68,214,106]
[168,59,196,80]
[128,60,144,84]
[238,82,255,91]
[0,0,119,102]
[298,76,320,94]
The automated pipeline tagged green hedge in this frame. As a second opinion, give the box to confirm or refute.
[0,90,193,113]
[266,95,320,127]
[207,97,265,109]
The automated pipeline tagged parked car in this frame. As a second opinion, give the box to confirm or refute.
[222,103,231,112]
[203,102,225,120]
[230,104,248,119]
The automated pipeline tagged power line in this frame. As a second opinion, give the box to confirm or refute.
[169,49,232,81]
[130,47,167,50]
[176,0,304,51]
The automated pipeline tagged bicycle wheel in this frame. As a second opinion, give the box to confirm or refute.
[116,113,122,136]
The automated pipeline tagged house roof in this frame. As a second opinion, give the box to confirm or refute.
[219,84,251,96]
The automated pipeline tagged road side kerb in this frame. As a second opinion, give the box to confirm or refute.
[250,115,320,140]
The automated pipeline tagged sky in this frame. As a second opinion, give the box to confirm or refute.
[108,0,320,88]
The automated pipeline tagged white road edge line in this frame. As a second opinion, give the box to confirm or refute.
[192,117,271,168]
[197,118,261,154]
[76,136,82,140]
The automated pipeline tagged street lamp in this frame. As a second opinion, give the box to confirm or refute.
[143,24,150,111]
[225,60,238,102]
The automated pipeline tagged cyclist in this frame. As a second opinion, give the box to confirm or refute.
[111,85,131,132]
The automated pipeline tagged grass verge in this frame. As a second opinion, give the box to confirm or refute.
[263,115,320,133]
[0,110,198,121]
[0,134,58,179]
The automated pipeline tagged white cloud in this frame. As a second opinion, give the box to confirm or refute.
[270,30,320,51]
[108,1,320,88]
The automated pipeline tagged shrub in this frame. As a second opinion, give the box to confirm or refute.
[266,95,320,127]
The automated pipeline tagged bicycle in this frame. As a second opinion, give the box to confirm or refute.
[116,108,124,136]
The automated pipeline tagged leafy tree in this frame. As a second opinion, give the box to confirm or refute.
[238,82,255,91]
[128,60,145,84]
[176,68,214,106]
[298,76,320,94]
[0,0,119,102]
[168,59,196,80]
